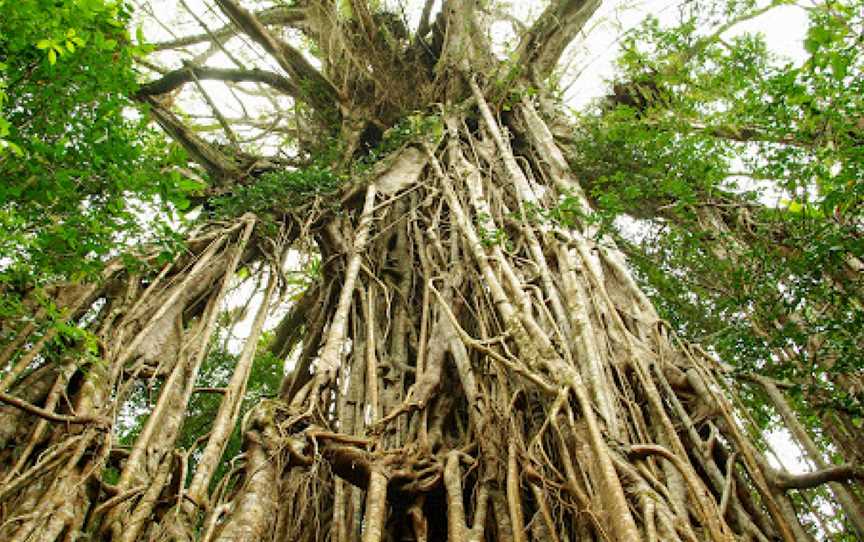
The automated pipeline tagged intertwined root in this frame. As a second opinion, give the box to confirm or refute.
[188,101,808,541]
[0,101,832,541]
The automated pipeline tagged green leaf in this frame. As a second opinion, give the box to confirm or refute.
[810,25,832,45]
[36,39,51,50]
[177,178,205,193]
[47,48,57,65]
[1,139,23,156]
[829,53,849,80]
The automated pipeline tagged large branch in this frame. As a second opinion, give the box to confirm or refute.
[772,465,864,490]
[515,0,601,81]
[137,66,300,98]
[142,96,242,182]
[152,5,307,51]
[213,0,341,114]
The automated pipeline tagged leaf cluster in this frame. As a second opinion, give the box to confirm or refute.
[213,165,342,220]
[0,0,185,289]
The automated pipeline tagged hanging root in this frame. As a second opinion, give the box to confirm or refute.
[1,87,853,542]
[188,98,822,542]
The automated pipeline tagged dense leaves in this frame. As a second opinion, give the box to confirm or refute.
[214,166,341,219]
[0,0,196,287]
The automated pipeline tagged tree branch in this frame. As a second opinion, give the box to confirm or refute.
[213,0,341,114]
[773,465,864,490]
[152,6,307,51]
[0,391,109,425]
[137,66,300,98]
[141,96,242,182]
[515,0,601,81]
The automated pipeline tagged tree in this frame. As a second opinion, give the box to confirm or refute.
[0,0,862,541]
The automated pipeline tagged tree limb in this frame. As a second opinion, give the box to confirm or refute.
[515,0,601,81]
[137,66,300,98]
[152,5,307,51]
[142,96,242,181]
[213,0,341,114]
[773,465,864,490]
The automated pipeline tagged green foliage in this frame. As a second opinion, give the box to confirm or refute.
[475,212,509,248]
[0,0,129,155]
[490,62,538,111]
[357,112,443,167]
[0,0,185,289]
[214,166,341,219]
[101,465,120,485]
